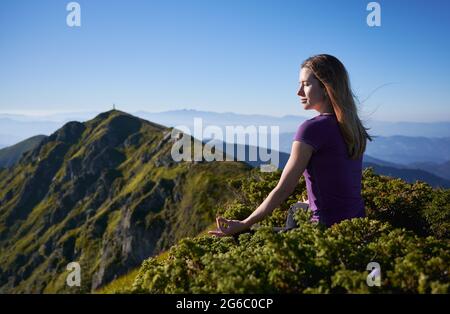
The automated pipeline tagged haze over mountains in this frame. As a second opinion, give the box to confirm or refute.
[0,135,46,168]
[1,109,450,143]
[1,109,449,186]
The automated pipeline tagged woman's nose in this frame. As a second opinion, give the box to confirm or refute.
[297,86,305,97]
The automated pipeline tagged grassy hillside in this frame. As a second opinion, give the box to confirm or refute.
[0,110,251,293]
[103,168,449,294]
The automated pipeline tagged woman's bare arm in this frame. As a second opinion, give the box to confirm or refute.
[242,141,313,227]
[209,141,313,237]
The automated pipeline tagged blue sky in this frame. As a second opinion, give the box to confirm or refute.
[0,0,449,122]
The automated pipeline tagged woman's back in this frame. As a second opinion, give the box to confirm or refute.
[294,113,365,227]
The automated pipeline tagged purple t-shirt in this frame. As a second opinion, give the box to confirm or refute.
[293,113,365,227]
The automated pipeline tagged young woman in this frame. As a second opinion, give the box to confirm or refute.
[209,54,372,237]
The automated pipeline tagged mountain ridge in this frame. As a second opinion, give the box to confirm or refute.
[0,135,47,168]
[0,110,251,293]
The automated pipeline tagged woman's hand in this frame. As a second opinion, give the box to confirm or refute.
[208,217,250,237]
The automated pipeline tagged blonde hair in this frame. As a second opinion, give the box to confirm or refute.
[302,54,372,160]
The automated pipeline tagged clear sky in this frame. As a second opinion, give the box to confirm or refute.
[0,0,449,122]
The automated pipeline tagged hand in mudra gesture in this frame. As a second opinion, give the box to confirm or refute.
[208,217,249,237]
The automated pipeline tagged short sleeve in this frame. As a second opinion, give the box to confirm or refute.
[293,119,327,152]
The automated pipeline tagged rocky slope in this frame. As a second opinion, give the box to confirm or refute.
[0,110,251,293]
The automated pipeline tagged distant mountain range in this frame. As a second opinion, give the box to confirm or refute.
[407,160,450,181]
[281,136,450,184]
[278,133,450,165]
[1,109,450,184]
[0,118,61,146]
[1,109,449,145]
[365,135,450,164]
[135,110,450,137]
[1,109,450,187]
[0,135,47,168]
[175,140,450,188]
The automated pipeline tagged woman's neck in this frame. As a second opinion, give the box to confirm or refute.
[318,101,334,115]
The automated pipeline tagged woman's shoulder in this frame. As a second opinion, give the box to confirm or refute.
[299,114,335,130]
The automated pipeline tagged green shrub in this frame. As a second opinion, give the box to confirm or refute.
[422,188,450,239]
[125,167,449,294]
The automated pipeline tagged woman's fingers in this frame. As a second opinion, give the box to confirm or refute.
[217,216,229,225]
[210,217,243,237]
[216,217,230,233]
[208,229,225,237]
[210,217,229,237]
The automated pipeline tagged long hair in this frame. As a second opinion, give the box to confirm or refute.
[302,54,372,160]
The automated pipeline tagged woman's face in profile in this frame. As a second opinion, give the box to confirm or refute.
[297,67,326,111]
